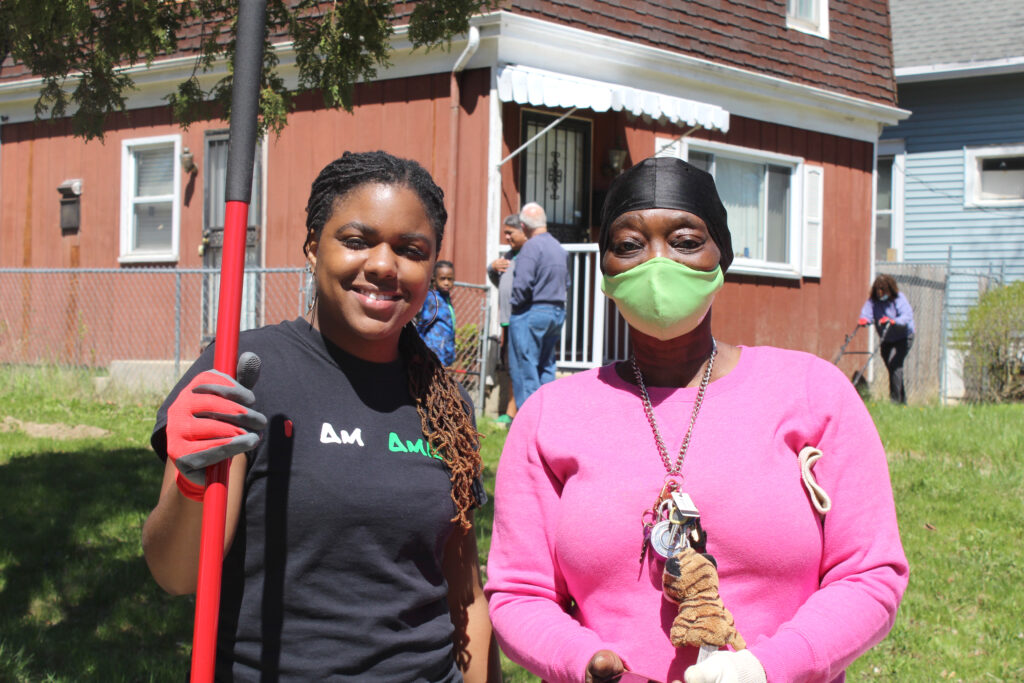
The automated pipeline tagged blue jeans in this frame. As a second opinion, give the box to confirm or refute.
[508,304,565,409]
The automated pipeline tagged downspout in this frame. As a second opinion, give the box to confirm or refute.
[447,25,480,261]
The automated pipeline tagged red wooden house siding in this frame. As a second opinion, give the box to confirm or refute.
[0,71,491,274]
[262,69,491,274]
[0,3,902,379]
[498,102,873,366]
[0,70,493,366]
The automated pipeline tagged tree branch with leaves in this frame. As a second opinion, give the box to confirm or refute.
[0,0,497,140]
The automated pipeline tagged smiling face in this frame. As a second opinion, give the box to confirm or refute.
[601,208,721,276]
[503,224,527,250]
[305,182,437,362]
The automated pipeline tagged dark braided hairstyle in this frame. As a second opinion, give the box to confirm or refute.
[303,150,447,253]
[303,151,482,529]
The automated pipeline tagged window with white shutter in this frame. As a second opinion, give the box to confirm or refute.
[802,165,823,278]
[658,137,814,279]
[120,135,181,263]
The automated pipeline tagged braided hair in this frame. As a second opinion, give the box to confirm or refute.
[304,151,481,529]
[304,150,447,253]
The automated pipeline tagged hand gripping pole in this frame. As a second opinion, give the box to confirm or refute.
[191,1,267,680]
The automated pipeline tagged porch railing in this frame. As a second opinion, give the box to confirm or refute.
[557,244,630,369]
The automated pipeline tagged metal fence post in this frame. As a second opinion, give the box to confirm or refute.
[939,246,952,404]
[477,294,491,418]
[175,270,182,378]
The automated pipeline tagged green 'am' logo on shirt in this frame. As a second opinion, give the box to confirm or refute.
[388,432,443,460]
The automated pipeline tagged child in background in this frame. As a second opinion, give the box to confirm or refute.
[417,260,457,366]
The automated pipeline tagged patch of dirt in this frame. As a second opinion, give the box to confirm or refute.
[1,415,110,440]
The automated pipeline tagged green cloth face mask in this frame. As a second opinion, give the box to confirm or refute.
[601,257,724,340]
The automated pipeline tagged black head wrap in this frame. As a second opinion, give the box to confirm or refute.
[599,156,733,272]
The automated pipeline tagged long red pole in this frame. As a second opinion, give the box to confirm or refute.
[191,2,267,680]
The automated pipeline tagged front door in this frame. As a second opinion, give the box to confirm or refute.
[519,110,592,243]
[201,132,263,346]
[518,111,593,363]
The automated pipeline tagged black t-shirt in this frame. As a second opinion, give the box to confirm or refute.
[153,319,481,682]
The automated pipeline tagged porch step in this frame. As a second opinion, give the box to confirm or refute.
[94,359,191,395]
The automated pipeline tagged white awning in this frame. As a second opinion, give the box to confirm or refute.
[496,64,730,133]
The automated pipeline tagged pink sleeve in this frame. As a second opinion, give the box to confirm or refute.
[751,361,909,682]
[484,392,608,683]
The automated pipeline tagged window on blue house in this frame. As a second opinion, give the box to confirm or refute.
[965,145,1024,207]
[876,156,894,260]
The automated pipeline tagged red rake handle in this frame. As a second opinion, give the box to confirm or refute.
[192,201,249,680]
[191,1,266,680]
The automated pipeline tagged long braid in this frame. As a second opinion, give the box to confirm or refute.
[400,324,482,530]
[304,151,479,528]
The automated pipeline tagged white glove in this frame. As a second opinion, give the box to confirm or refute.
[683,650,766,683]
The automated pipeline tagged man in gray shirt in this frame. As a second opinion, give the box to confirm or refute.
[508,202,569,408]
[487,214,528,422]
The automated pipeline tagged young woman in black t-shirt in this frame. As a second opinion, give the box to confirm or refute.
[142,151,500,681]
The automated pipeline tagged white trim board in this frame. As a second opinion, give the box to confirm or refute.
[896,55,1024,83]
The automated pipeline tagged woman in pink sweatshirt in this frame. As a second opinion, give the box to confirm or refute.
[484,157,908,683]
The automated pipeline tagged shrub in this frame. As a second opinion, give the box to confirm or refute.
[955,280,1024,402]
[454,322,479,371]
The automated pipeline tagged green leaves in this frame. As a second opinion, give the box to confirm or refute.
[4,0,498,140]
[408,0,483,47]
[955,281,1024,402]
[291,0,393,114]
[3,0,188,139]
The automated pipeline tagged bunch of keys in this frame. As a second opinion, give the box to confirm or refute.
[640,482,706,565]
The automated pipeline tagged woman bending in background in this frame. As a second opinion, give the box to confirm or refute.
[858,274,916,404]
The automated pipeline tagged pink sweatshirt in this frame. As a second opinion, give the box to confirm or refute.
[485,346,908,683]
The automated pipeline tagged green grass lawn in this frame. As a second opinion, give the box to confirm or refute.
[1,367,1021,682]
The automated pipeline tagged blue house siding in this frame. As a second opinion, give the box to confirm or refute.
[882,72,1024,327]
[885,74,1024,151]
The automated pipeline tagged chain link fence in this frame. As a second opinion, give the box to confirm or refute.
[6,262,1011,406]
[0,268,490,411]
[849,261,1005,404]
[443,282,491,411]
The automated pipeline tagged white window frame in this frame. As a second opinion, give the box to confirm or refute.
[963,143,1024,208]
[786,0,829,39]
[665,137,818,280]
[876,139,906,262]
[119,134,182,264]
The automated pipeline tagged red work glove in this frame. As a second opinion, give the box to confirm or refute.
[857,317,870,326]
[166,352,267,501]
[879,316,893,325]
